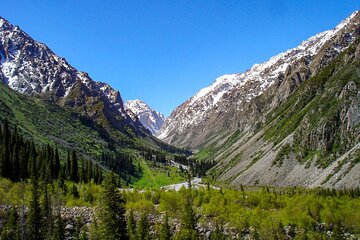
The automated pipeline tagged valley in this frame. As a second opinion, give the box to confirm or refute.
[0,8,359,240]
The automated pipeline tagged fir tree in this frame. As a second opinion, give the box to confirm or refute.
[99,173,128,239]
[0,207,20,240]
[53,147,60,180]
[41,185,53,239]
[177,192,198,240]
[70,150,79,182]
[127,210,136,240]
[27,150,43,240]
[136,213,150,240]
[159,212,172,240]
[52,210,65,240]
[210,224,226,240]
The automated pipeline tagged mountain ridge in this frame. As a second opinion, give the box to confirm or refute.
[125,99,166,135]
[157,11,360,149]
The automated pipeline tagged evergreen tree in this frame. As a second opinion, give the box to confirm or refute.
[27,149,43,240]
[177,192,198,240]
[136,213,150,240]
[70,150,79,182]
[210,224,226,240]
[65,151,71,178]
[0,207,20,240]
[41,185,53,239]
[0,119,11,178]
[127,210,137,240]
[99,173,128,239]
[52,210,65,240]
[53,147,60,179]
[159,212,172,240]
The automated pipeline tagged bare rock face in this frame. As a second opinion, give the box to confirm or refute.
[125,99,166,135]
[158,11,360,150]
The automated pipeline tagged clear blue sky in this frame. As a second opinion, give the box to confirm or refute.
[1,1,359,116]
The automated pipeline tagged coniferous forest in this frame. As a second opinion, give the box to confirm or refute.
[0,119,360,239]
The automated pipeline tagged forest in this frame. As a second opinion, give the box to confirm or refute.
[0,120,360,239]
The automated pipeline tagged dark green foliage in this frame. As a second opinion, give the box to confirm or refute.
[173,154,216,177]
[0,119,103,184]
[41,185,53,239]
[136,213,150,240]
[159,213,172,240]
[52,210,65,240]
[127,210,137,240]
[70,150,79,182]
[210,225,226,240]
[177,192,199,240]
[0,207,20,240]
[27,156,43,240]
[99,173,128,239]
[100,151,135,176]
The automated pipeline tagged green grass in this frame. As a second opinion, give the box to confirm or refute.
[132,159,186,189]
[194,146,216,162]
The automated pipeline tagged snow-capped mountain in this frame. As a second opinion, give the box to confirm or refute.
[125,99,166,135]
[0,16,149,136]
[158,11,360,148]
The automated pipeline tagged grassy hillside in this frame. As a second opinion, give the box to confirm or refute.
[0,83,187,186]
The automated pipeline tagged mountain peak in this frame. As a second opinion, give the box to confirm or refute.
[125,99,166,135]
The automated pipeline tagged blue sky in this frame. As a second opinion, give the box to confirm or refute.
[1,1,359,116]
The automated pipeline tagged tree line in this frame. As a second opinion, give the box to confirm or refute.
[0,119,103,184]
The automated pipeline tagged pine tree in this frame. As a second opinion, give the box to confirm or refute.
[70,150,79,182]
[65,151,71,178]
[99,173,128,240]
[52,210,65,240]
[136,213,150,240]
[0,119,11,178]
[11,143,20,181]
[210,224,226,240]
[41,185,53,239]
[53,147,60,180]
[159,212,171,240]
[0,207,20,240]
[127,210,136,240]
[177,192,198,240]
[27,149,43,240]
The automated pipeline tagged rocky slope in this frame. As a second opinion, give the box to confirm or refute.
[209,38,360,188]
[125,99,166,135]
[158,11,360,150]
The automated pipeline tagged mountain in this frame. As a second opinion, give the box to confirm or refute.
[125,99,166,135]
[158,11,360,149]
[0,16,155,141]
[0,15,183,152]
[158,11,360,188]
[0,15,186,172]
